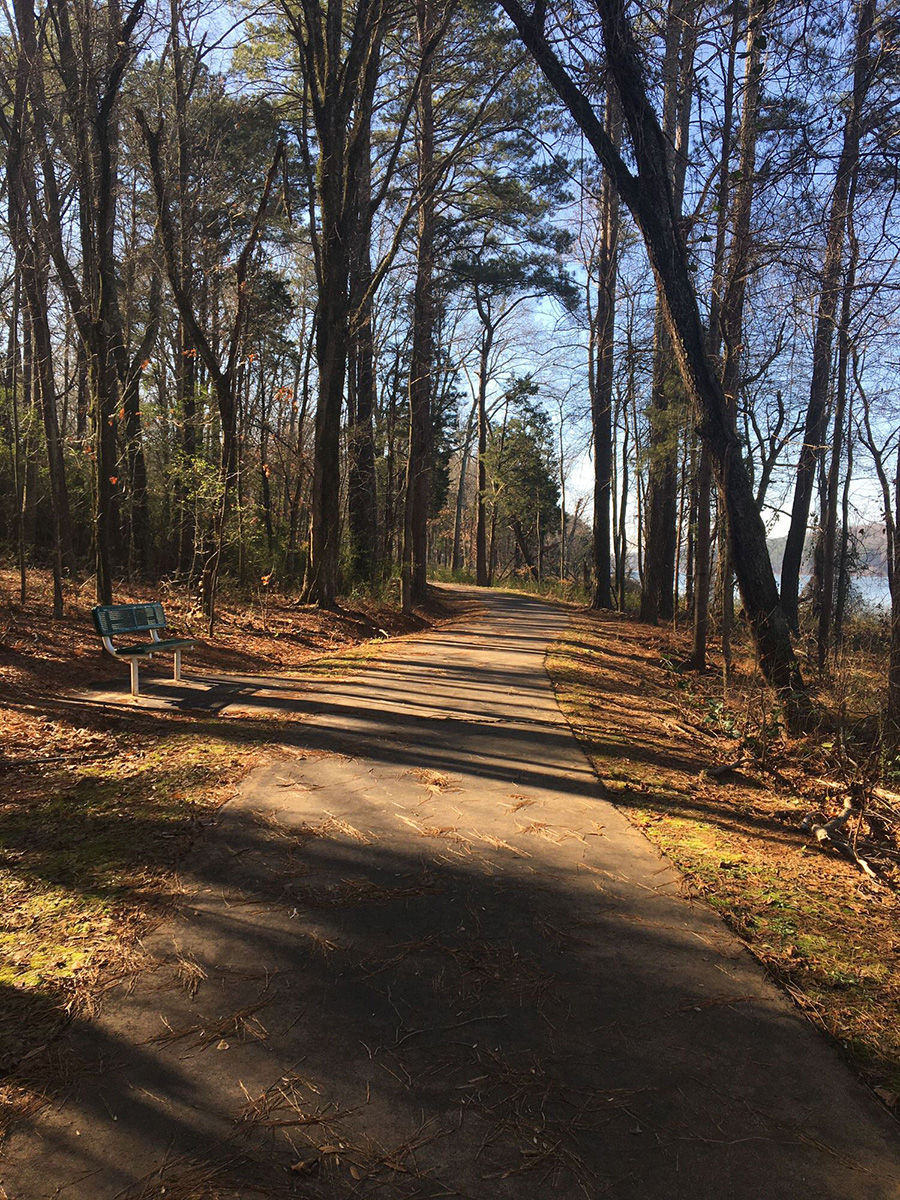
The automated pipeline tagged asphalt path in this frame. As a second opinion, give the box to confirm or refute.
[2,588,898,1199]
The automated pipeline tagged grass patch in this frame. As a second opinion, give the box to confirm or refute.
[548,608,900,1108]
[0,728,260,1076]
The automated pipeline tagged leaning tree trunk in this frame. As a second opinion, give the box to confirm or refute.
[499,0,808,726]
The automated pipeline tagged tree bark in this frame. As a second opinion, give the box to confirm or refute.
[474,304,494,587]
[282,0,394,607]
[712,0,765,674]
[688,3,739,668]
[452,395,478,573]
[402,0,436,611]
[590,92,621,609]
[347,97,379,587]
[817,205,858,671]
[639,0,696,624]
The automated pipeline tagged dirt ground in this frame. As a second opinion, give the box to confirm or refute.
[2,588,899,1199]
[2,573,898,1192]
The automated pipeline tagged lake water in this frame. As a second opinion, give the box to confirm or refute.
[676,573,893,613]
[847,575,891,613]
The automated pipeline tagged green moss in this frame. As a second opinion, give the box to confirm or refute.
[0,730,258,1070]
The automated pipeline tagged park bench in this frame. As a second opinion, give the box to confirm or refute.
[92,602,195,697]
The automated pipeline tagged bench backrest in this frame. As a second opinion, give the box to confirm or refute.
[92,603,167,638]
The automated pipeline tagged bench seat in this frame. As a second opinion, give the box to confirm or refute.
[112,638,194,657]
[92,603,196,696]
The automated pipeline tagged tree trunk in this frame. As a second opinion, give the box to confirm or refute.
[121,273,159,576]
[402,0,436,612]
[833,405,854,651]
[305,228,350,606]
[475,312,493,587]
[689,0,740,669]
[347,115,379,587]
[590,92,621,609]
[717,0,765,673]
[6,276,27,603]
[817,206,858,672]
[780,0,875,629]
[888,445,900,738]
[639,0,696,624]
[4,9,77,597]
[18,248,75,594]
[452,395,478,573]
[510,518,539,582]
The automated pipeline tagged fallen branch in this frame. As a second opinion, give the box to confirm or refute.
[800,799,880,882]
[707,755,749,778]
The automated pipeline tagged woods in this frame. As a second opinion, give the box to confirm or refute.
[2,0,900,729]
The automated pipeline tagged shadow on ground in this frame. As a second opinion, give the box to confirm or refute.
[1,590,898,1199]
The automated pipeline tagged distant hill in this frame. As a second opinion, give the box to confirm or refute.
[767,522,889,577]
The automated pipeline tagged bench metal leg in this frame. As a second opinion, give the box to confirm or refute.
[130,658,140,697]
[173,649,182,682]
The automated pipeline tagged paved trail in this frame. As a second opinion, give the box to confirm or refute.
[2,590,899,1199]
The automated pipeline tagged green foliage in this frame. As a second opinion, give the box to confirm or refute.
[487,378,559,558]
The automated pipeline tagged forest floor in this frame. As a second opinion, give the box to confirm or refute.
[0,568,476,1121]
[1,585,898,1199]
[0,572,898,1191]
[548,608,900,1110]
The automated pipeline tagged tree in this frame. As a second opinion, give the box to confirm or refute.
[780,0,877,629]
[6,0,147,604]
[639,0,697,625]
[687,0,743,670]
[281,0,407,606]
[487,389,559,580]
[705,0,766,675]
[498,0,808,723]
[585,95,621,610]
[402,0,439,610]
[138,109,286,628]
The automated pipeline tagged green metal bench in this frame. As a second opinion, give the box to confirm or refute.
[92,602,195,697]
